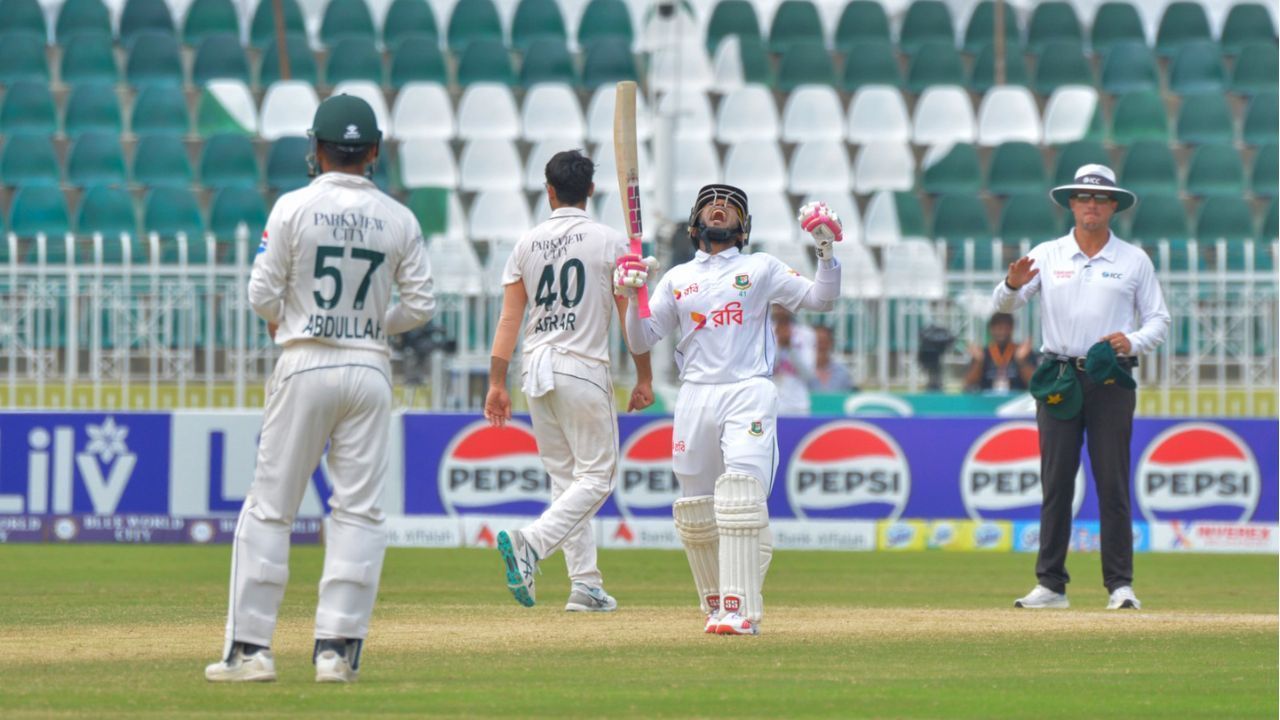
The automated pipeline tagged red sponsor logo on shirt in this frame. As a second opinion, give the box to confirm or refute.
[673,282,700,301]
[672,440,687,454]
[1053,269,1074,279]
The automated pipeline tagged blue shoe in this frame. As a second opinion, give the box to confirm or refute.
[497,530,538,607]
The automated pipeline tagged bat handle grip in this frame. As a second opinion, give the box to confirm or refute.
[636,286,650,319]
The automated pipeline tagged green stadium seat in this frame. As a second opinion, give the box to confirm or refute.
[326,36,384,84]
[1168,40,1226,94]
[195,80,257,136]
[705,0,761,54]
[840,40,901,90]
[132,84,189,136]
[320,0,375,45]
[1230,43,1279,95]
[1252,143,1278,197]
[715,34,774,87]
[0,31,48,84]
[126,31,184,87]
[250,0,304,48]
[1052,140,1109,185]
[1196,196,1254,242]
[9,185,71,238]
[582,37,637,89]
[777,40,837,91]
[987,141,1046,196]
[63,83,123,137]
[1089,2,1145,56]
[769,0,823,53]
[962,1,1020,54]
[119,0,175,44]
[1027,1,1082,54]
[1242,90,1279,146]
[1110,91,1170,144]
[1176,92,1234,145]
[68,132,127,187]
[1120,140,1179,195]
[259,33,319,86]
[456,37,516,86]
[78,185,138,239]
[1101,42,1159,94]
[56,0,111,43]
[145,186,205,242]
[210,186,267,240]
[182,0,238,47]
[933,195,994,269]
[577,0,632,49]
[999,193,1060,242]
[1221,3,1277,55]
[1127,193,1190,242]
[200,133,259,189]
[133,133,193,187]
[1186,143,1246,197]
[922,143,981,195]
[968,40,1028,93]
[0,0,46,37]
[520,37,577,86]
[900,0,954,55]
[1,133,60,186]
[1,81,57,134]
[909,41,964,93]
[836,0,891,49]
[1032,41,1094,95]
[193,33,250,84]
[1156,1,1211,57]
[1264,198,1278,239]
[384,0,439,49]
[266,136,311,192]
[895,191,928,237]
[60,31,117,85]
[511,0,566,52]
[447,0,503,52]
[390,34,448,88]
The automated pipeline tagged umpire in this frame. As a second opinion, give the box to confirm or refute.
[994,165,1170,610]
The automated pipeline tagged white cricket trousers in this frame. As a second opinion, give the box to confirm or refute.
[222,343,393,659]
[522,351,617,588]
[672,376,780,496]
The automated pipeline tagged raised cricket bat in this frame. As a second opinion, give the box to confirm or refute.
[613,81,650,318]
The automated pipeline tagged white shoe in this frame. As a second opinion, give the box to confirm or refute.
[1014,585,1070,609]
[497,529,538,607]
[205,646,276,682]
[704,613,719,634]
[315,650,357,683]
[564,583,617,612]
[1107,586,1142,610]
[715,612,760,636]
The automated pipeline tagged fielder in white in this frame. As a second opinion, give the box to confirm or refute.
[206,95,435,683]
[484,150,654,611]
[616,184,843,635]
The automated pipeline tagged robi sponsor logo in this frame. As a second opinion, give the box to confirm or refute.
[960,422,1085,521]
[787,421,910,519]
[438,420,550,515]
[617,420,681,517]
[1135,423,1261,522]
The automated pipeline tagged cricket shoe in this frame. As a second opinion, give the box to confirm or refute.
[205,644,276,682]
[565,583,617,612]
[1014,585,1070,609]
[715,613,760,636]
[704,613,719,634]
[497,529,539,607]
[314,638,361,683]
[1106,586,1142,610]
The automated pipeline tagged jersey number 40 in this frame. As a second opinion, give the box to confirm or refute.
[534,259,585,311]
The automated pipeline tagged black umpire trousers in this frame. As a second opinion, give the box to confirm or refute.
[1035,367,1136,594]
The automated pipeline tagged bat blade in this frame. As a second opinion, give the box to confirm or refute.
[613,80,650,318]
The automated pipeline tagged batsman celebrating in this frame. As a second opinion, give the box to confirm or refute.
[206,95,435,683]
[618,185,843,635]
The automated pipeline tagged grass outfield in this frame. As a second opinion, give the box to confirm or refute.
[0,546,1275,719]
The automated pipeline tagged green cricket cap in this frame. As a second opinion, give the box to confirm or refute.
[1084,341,1137,390]
[310,94,381,146]
[1029,360,1082,420]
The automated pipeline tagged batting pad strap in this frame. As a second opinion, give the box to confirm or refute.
[249,557,290,586]
[673,495,717,542]
[714,473,767,529]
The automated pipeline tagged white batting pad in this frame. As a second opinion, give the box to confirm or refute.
[673,495,719,616]
[223,505,292,658]
[715,473,768,623]
[315,514,388,641]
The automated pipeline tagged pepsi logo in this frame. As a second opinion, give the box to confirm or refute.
[960,422,1085,521]
[617,420,680,517]
[786,421,910,519]
[1135,423,1260,522]
[438,420,550,515]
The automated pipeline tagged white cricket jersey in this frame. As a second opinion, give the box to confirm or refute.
[248,173,436,353]
[993,231,1170,356]
[502,207,629,368]
[626,247,841,384]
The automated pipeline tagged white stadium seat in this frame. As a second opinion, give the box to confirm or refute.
[259,80,318,141]
[586,85,652,143]
[911,85,975,147]
[521,83,585,143]
[853,141,916,194]
[723,139,787,195]
[716,84,780,143]
[788,140,852,195]
[1042,85,1098,145]
[467,189,532,242]
[458,140,523,192]
[204,79,258,136]
[456,83,521,141]
[391,82,454,140]
[657,88,715,141]
[781,84,845,143]
[977,85,1043,146]
[882,238,945,299]
[399,138,458,189]
[847,85,910,145]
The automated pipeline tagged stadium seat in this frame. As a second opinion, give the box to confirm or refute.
[1052,140,1109,185]
[1196,196,1254,241]
[265,137,311,192]
[119,0,174,44]
[882,238,944,298]
[0,0,45,37]
[586,84,651,142]
[777,40,836,92]
[742,191,798,246]
[1186,143,1246,197]
[259,33,319,87]
[330,80,392,137]
[1,133,60,186]
[769,0,824,53]
[962,1,1020,54]
[522,140,560,191]
[847,85,910,144]
[259,81,319,141]
[723,140,787,195]
[390,34,448,88]
[968,41,1029,94]
[716,85,780,143]
[209,187,267,240]
[459,140,522,191]
[197,79,258,136]
[1264,199,1278,239]
[863,190,926,246]
[787,140,851,195]
[908,41,965,94]
[976,85,1041,146]
[582,38,636,89]
[1033,42,1094,95]
[182,0,238,47]
[705,0,761,55]
[468,189,532,242]
[911,86,975,146]
[649,38,715,94]
[577,0,633,50]
[836,0,891,49]
[126,31,183,87]
[1101,42,1160,94]
[999,194,1060,242]
[447,0,503,52]
[1230,43,1279,95]
[56,0,111,43]
[78,185,138,239]
[934,194,994,269]
[1220,3,1277,55]
[1155,1,1211,57]
[428,232,485,293]
[145,187,205,242]
[320,0,375,46]
[0,81,56,134]
[987,141,1046,196]
[60,31,117,85]
[1127,193,1190,242]
[711,35,773,91]
[674,138,722,203]
[391,82,453,139]
[1169,40,1226,94]
[782,85,845,142]
[1110,91,1170,144]
[899,0,955,55]
[658,88,714,140]
[383,0,439,49]
[592,138,654,193]
[1176,92,1235,145]
[854,142,915,193]
[1042,86,1098,145]
[521,84,584,142]
[520,38,577,86]
[10,184,71,238]
[1026,1,1082,54]
[1252,144,1278,197]
[192,33,250,84]
[1089,2,1146,56]
[200,133,259,189]
[456,83,519,140]
[63,83,122,137]
[68,132,126,187]
[326,36,384,84]
[511,0,566,51]
[839,40,901,91]
[0,31,47,84]
[1121,140,1180,195]
[249,0,304,48]
[921,142,981,195]
[132,85,188,136]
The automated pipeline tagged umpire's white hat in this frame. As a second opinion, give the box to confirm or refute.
[1050,164,1137,212]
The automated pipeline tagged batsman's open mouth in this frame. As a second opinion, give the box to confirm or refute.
[709,207,728,223]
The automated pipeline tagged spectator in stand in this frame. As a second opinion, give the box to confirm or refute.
[771,305,814,414]
[809,324,855,392]
[963,312,1036,393]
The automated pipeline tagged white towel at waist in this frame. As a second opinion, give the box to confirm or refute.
[521,345,557,398]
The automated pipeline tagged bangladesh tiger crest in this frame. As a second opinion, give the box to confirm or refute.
[734,274,751,291]
[749,421,763,437]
